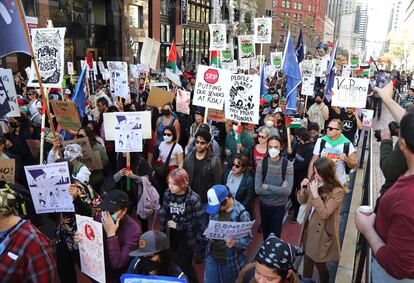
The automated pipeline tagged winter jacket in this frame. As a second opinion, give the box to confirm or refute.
[380,139,407,195]
[222,170,255,215]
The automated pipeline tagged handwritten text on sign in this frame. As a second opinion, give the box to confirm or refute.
[206,220,255,240]
[331,77,369,108]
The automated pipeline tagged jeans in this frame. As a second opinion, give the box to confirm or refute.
[372,259,414,282]
[197,203,209,252]
[204,255,231,283]
[259,202,285,239]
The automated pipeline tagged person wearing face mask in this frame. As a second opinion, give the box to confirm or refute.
[61,143,93,184]
[155,103,181,146]
[225,122,255,168]
[255,136,294,239]
[274,111,287,143]
[306,93,329,133]
[256,114,279,138]
[298,157,346,283]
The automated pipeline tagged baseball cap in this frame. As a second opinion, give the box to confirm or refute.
[98,190,129,214]
[0,187,19,216]
[129,230,170,257]
[206,185,229,215]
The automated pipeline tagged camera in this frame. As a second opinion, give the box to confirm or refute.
[375,70,391,88]
[374,121,399,142]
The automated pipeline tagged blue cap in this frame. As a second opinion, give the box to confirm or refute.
[206,185,229,215]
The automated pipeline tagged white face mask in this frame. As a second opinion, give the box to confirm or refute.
[64,150,79,161]
[268,148,280,158]
[233,125,238,132]
[163,135,173,142]
[265,120,274,128]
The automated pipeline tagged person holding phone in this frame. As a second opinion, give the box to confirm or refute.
[297,157,346,283]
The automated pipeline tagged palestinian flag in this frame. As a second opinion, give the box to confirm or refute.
[210,50,221,68]
[167,39,178,73]
[286,116,301,129]
[357,65,370,76]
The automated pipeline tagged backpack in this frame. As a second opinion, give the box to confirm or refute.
[136,176,160,222]
[318,139,352,174]
[261,156,289,185]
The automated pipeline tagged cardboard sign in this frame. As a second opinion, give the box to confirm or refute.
[149,82,170,91]
[103,111,151,141]
[27,28,66,88]
[107,61,129,99]
[220,43,233,63]
[176,89,191,115]
[270,52,282,69]
[193,65,232,110]
[301,60,315,78]
[209,24,227,51]
[253,17,272,43]
[238,35,256,60]
[51,100,81,130]
[24,162,73,214]
[76,215,106,283]
[114,113,143,152]
[140,38,161,70]
[62,138,99,171]
[301,77,315,96]
[225,74,260,124]
[331,77,369,108]
[362,109,374,127]
[206,220,255,240]
[26,139,41,158]
[146,87,175,108]
[0,159,15,184]
[207,108,226,122]
[121,274,186,283]
[67,62,74,75]
[0,68,20,117]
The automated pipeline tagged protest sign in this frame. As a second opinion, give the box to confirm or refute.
[176,89,191,115]
[209,24,226,51]
[107,61,129,99]
[220,44,234,63]
[193,65,231,110]
[149,82,170,91]
[76,215,106,283]
[206,220,255,240]
[98,61,106,74]
[225,74,260,124]
[222,61,238,73]
[103,111,151,141]
[314,56,329,77]
[165,69,182,87]
[250,57,257,70]
[0,68,20,117]
[238,35,256,60]
[140,38,161,70]
[331,77,369,108]
[115,113,143,152]
[146,87,175,108]
[121,274,186,283]
[62,137,99,171]
[270,52,283,69]
[130,64,139,79]
[264,65,277,79]
[50,100,81,130]
[301,60,315,78]
[138,64,150,74]
[0,159,15,184]
[67,62,74,75]
[24,162,73,214]
[27,28,66,88]
[342,64,351,77]
[239,58,250,70]
[253,18,272,44]
[256,55,265,67]
[26,139,41,159]
[349,52,360,69]
[207,108,226,122]
[301,77,315,96]
[362,109,374,127]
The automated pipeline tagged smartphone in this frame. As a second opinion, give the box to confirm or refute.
[376,70,391,88]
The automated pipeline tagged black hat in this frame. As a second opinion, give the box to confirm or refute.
[98,190,129,214]
[129,230,170,257]
[194,107,205,116]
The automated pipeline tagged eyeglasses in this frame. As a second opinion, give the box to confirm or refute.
[327,127,340,131]
[258,135,267,139]
[232,163,241,168]
[163,133,172,137]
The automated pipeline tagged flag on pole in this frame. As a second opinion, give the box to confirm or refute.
[210,51,221,68]
[295,29,304,63]
[72,67,87,118]
[324,40,338,101]
[281,32,302,116]
[0,0,31,58]
[260,64,267,96]
[357,65,370,76]
[166,39,178,73]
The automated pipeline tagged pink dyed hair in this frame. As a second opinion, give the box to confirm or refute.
[167,168,189,189]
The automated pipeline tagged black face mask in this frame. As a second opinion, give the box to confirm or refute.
[315,100,322,104]
[162,109,171,116]
[135,257,162,275]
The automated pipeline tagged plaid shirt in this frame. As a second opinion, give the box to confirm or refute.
[400,95,414,109]
[206,200,252,281]
[0,219,57,282]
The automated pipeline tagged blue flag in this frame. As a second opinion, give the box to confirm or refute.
[295,29,304,63]
[324,40,338,101]
[72,67,87,119]
[282,32,302,116]
[260,63,267,96]
[0,0,31,58]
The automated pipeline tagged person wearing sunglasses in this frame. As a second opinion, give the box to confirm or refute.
[252,128,270,172]
[223,155,254,217]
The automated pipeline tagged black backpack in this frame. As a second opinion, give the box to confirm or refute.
[261,156,289,185]
[318,139,352,174]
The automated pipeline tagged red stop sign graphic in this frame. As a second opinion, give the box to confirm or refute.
[204,69,219,84]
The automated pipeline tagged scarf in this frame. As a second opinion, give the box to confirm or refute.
[322,134,351,147]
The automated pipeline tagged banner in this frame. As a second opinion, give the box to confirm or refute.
[193,65,231,110]
[27,28,66,88]
[140,38,161,70]
[300,60,315,78]
[107,61,129,99]
[253,18,272,43]
[62,137,101,171]
[225,74,260,124]
[349,52,360,69]
[146,87,175,108]
[238,35,256,61]
[208,24,226,51]
[0,68,20,117]
[50,100,81,130]
[301,77,315,96]
[76,215,106,283]
[206,220,255,240]
[331,77,369,108]
[114,113,143,152]
[176,89,191,115]
[121,274,186,283]
[0,159,15,184]
[24,162,73,214]
[220,43,233,63]
[26,139,40,159]
[342,64,351,77]
[362,109,374,127]
[270,52,283,69]
[103,111,152,141]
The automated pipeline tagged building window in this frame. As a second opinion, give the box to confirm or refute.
[293,13,297,21]
[272,0,276,8]
[293,2,297,9]
[298,3,302,10]
[234,9,240,21]
[280,35,285,43]
[286,1,290,8]
[129,5,143,28]
[308,4,312,11]
[282,0,286,7]
[298,14,302,22]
